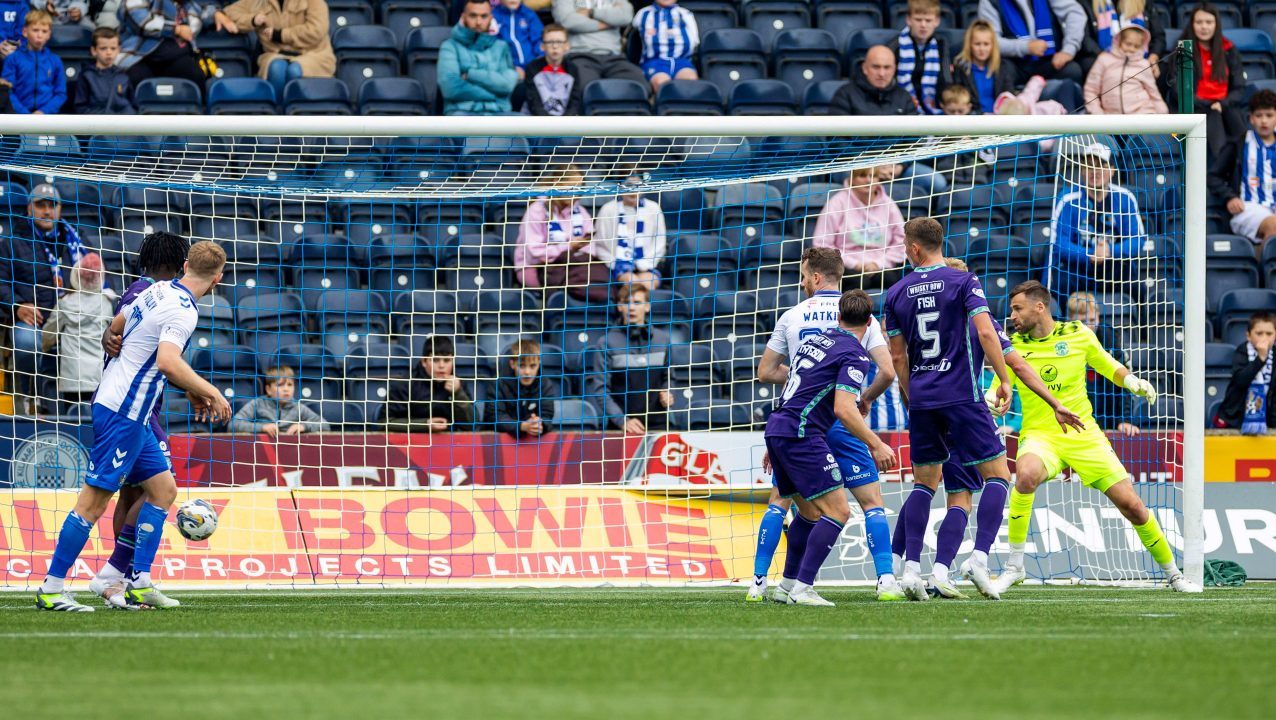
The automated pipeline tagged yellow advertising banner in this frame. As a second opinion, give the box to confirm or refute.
[1205,436,1276,482]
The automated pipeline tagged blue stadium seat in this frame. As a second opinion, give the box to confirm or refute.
[393,289,460,339]
[680,0,739,35]
[316,399,365,430]
[944,185,1012,255]
[333,25,401,94]
[658,187,708,232]
[845,28,898,71]
[18,134,80,156]
[163,391,209,434]
[712,338,766,383]
[786,181,839,237]
[378,0,448,45]
[283,78,354,115]
[968,235,1033,302]
[53,180,103,226]
[668,343,715,388]
[1205,341,1236,407]
[802,79,846,114]
[445,233,512,305]
[188,296,238,354]
[208,78,277,114]
[452,341,498,380]
[815,1,884,47]
[553,399,602,431]
[743,0,811,50]
[219,235,284,300]
[1011,181,1057,249]
[1229,28,1276,81]
[328,0,375,30]
[771,29,841,99]
[404,26,453,111]
[1205,234,1261,311]
[193,216,259,245]
[368,233,436,298]
[135,78,203,114]
[543,291,613,332]
[1263,235,1276,288]
[656,80,724,115]
[290,233,364,309]
[317,288,390,337]
[732,380,776,426]
[1218,289,1276,345]
[695,292,760,340]
[743,237,802,291]
[274,344,344,402]
[237,291,307,353]
[358,77,429,115]
[648,289,695,343]
[727,78,797,114]
[1254,4,1276,50]
[471,290,543,340]
[583,79,651,115]
[714,182,787,245]
[700,29,768,96]
[50,24,93,82]
[192,346,261,403]
[669,234,739,303]
[198,30,256,79]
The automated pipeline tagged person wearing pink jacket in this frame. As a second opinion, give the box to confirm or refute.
[513,195,596,288]
[812,166,907,291]
[1083,23,1168,115]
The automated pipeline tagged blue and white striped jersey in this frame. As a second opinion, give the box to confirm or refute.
[94,279,198,423]
[767,289,887,363]
[1240,129,1276,206]
[632,3,699,62]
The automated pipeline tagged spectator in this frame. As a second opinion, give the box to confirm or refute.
[1083,23,1166,115]
[386,335,475,432]
[93,0,121,28]
[2,10,64,114]
[812,166,907,292]
[888,0,952,115]
[1163,4,1244,160]
[632,0,698,92]
[514,166,610,301]
[438,0,520,115]
[586,283,673,434]
[493,0,544,79]
[1087,0,1163,68]
[229,365,328,437]
[978,0,1087,83]
[43,0,93,29]
[117,0,215,94]
[1210,90,1276,247]
[524,23,583,115]
[593,175,667,291]
[495,338,560,438]
[41,253,112,408]
[1047,142,1146,297]
[0,183,91,414]
[830,45,917,116]
[933,85,996,185]
[993,73,1066,116]
[954,19,1017,114]
[71,27,136,115]
[552,0,644,89]
[1067,291,1140,435]
[0,0,27,59]
[215,0,336,100]
[1216,311,1276,434]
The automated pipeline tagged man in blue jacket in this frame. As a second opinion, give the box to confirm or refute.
[1,10,65,114]
[493,0,544,77]
[1047,142,1147,297]
[439,0,520,115]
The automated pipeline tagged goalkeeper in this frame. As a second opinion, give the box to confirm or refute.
[990,281,1201,594]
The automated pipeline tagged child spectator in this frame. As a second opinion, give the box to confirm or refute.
[593,175,667,291]
[495,338,561,438]
[1083,23,1167,115]
[812,166,907,291]
[514,165,610,301]
[994,74,1065,116]
[1164,4,1244,160]
[586,283,673,434]
[42,0,93,29]
[41,253,112,407]
[933,85,995,185]
[1216,311,1276,434]
[386,335,475,432]
[229,365,328,437]
[493,0,544,78]
[953,19,1017,114]
[632,0,698,92]
[1209,90,1276,247]
[71,27,135,115]
[1,10,64,115]
[0,0,27,58]
[1089,0,1163,67]
[889,0,952,115]
[524,23,582,115]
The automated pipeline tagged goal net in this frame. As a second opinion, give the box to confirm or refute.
[0,115,1205,589]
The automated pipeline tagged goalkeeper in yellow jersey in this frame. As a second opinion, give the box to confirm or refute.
[989,281,1202,594]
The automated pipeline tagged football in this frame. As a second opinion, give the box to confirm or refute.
[175,499,218,542]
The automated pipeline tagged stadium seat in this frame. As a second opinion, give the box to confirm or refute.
[188,297,238,354]
[1230,28,1276,81]
[743,0,811,49]
[659,187,709,232]
[786,181,839,237]
[134,78,203,114]
[290,233,364,309]
[192,346,261,403]
[1039,79,1083,111]
[680,0,739,35]
[1011,181,1058,248]
[968,235,1033,301]
[471,290,543,338]
[543,291,613,332]
[727,78,797,115]
[50,24,93,81]
[208,78,277,114]
[53,180,104,226]
[944,185,1012,256]
[715,182,787,247]
[648,289,695,343]
[237,291,307,353]
[815,1,885,47]
[712,338,766,383]
[845,28,897,71]
[1205,234,1261,311]
[378,0,448,45]
[333,25,401,95]
[316,399,365,430]
[403,26,453,111]
[1254,4,1276,49]
[283,78,354,115]
[197,30,255,79]
[743,236,802,291]
[583,79,651,115]
[802,79,846,114]
[669,234,740,303]
[358,77,429,115]
[444,233,512,305]
[18,133,80,157]
[771,29,841,99]
[553,399,602,431]
[317,290,390,346]
[695,292,760,341]
[1217,288,1276,345]
[393,289,461,339]
[656,80,724,115]
[367,233,436,299]
[274,344,344,402]
[700,29,768,96]
[1205,341,1236,408]
[668,343,715,389]
[327,0,375,29]
[732,380,776,426]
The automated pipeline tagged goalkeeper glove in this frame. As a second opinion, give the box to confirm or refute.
[984,386,1008,416]
[1123,373,1157,405]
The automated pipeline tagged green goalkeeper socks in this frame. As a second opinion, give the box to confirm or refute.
[1134,515,1174,566]
[1007,489,1035,545]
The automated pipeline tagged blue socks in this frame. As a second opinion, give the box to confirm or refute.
[782,514,817,581]
[753,504,787,579]
[131,502,168,578]
[934,506,969,568]
[46,511,93,584]
[863,506,893,578]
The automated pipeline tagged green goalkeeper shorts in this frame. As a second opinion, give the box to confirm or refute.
[1017,426,1129,493]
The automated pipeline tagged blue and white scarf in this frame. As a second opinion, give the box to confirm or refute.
[999,0,1055,57]
[36,219,85,291]
[1242,342,1273,435]
[896,27,942,115]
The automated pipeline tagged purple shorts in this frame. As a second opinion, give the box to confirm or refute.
[909,402,1006,468]
[765,435,845,502]
[941,452,985,493]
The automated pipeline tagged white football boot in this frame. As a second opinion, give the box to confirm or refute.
[786,586,836,607]
[960,559,1002,600]
[991,564,1027,596]
[1167,573,1203,594]
[901,570,929,601]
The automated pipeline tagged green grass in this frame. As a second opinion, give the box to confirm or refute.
[1,585,1273,719]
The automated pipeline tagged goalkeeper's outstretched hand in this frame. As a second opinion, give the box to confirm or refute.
[1124,373,1158,406]
[1053,404,1085,433]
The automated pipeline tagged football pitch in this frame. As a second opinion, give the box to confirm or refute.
[1,585,1272,719]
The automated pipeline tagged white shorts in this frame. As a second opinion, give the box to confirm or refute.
[1229,201,1275,243]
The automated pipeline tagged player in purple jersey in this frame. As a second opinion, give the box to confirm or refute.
[762,290,897,607]
[88,231,189,607]
[884,218,1083,600]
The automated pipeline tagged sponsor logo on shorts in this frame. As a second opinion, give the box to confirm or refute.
[10,431,90,489]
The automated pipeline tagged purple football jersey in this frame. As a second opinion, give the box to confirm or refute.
[114,278,167,442]
[764,328,872,439]
[883,264,992,409]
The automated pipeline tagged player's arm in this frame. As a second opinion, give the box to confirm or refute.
[1086,330,1157,404]
[972,312,1013,414]
[1002,348,1086,432]
[834,388,896,471]
[756,346,789,384]
[887,333,909,406]
[859,344,896,406]
[156,342,231,422]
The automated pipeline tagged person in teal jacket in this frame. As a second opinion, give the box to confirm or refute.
[438,0,520,115]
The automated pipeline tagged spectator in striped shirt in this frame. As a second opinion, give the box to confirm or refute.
[632,0,698,92]
[1209,89,1276,248]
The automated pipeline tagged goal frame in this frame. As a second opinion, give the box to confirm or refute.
[0,114,1208,587]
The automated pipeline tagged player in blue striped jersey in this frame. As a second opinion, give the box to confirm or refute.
[632,0,698,91]
[35,241,230,612]
[1211,90,1276,246]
